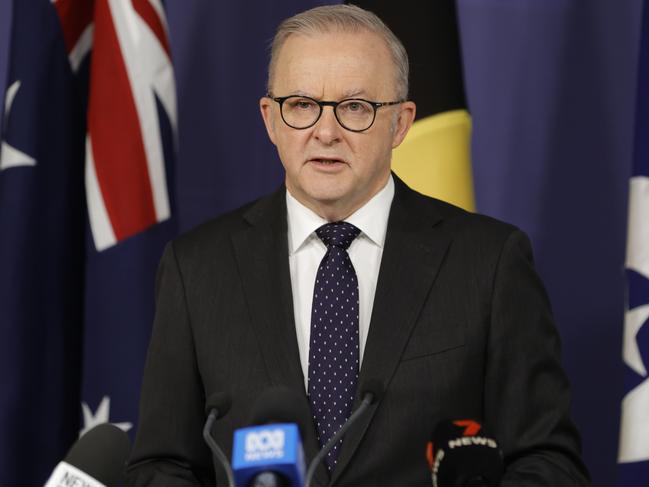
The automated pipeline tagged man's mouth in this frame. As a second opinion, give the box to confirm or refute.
[309,157,346,165]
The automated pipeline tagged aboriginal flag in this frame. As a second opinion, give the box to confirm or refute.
[348,0,475,211]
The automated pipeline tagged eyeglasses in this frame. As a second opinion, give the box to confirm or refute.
[267,94,404,132]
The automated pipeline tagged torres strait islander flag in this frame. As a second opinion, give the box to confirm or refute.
[0,0,177,484]
[619,1,649,483]
[349,0,475,211]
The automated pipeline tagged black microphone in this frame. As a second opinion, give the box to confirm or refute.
[203,392,235,487]
[248,387,313,436]
[44,423,131,487]
[232,386,312,487]
[304,379,384,487]
[427,419,503,487]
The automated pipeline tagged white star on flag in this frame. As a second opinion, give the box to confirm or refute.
[0,81,37,171]
[80,396,132,437]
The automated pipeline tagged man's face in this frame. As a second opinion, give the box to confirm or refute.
[260,30,415,220]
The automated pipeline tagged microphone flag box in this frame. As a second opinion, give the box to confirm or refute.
[232,423,305,487]
[44,462,107,487]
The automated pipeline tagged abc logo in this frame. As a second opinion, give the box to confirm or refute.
[245,429,285,453]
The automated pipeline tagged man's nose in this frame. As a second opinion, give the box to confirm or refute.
[312,106,342,144]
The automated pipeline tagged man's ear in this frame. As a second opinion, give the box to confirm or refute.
[259,97,277,146]
[391,101,416,149]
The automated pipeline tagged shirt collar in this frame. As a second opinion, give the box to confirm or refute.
[286,175,395,254]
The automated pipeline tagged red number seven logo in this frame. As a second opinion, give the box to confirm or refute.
[453,419,482,436]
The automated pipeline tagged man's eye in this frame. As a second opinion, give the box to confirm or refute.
[289,99,316,110]
[340,101,370,114]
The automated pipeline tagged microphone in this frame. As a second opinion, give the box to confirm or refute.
[427,419,503,487]
[203,392,235,487]
[44,423,131,487]
[232,386,311,487]
[304,379,383,487]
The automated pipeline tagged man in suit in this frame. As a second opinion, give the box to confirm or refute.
[126,5,590,486]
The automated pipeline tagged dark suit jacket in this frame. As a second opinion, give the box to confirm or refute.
[126,177,590,486]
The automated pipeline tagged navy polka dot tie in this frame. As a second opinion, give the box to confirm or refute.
[308,221,361,472]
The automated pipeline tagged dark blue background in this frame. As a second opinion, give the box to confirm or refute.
[0,1,641,485]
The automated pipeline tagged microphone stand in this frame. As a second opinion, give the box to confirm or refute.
[203,408,236,487]
[304,392,375,487]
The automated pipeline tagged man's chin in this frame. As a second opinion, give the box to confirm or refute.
[306,192,348,209]
[297,176,351,202]
[289,184,354,218]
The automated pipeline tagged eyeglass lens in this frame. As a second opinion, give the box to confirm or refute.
[281,96,375,131]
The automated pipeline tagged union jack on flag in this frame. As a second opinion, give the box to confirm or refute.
[56,0,177,251]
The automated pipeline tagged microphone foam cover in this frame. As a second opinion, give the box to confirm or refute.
[65,423,131,486]
[430,419,503,487]
[359,379,384,404]
[249,386,312,435]
[205,391,232,419]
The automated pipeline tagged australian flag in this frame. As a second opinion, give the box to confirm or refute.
[0,0,176,484]
[79,0,177,441]
[619,1,649,483]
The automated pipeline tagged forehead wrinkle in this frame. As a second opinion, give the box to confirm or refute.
[279,72,375,100]
[287,89,316,97]
[341,88,368,99]
[283,88,370,101]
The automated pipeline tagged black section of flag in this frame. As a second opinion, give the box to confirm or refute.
[347,0,467,120]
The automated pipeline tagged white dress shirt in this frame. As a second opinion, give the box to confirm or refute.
[286,176,395,390]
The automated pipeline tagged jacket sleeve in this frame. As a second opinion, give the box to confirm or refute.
[484,229,591,486]
[125,242,214,486]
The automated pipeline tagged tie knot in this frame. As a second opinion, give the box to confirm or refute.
[316,222,360,250]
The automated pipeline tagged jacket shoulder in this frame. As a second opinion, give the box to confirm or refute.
[401,184,520,243]
[170,188,280,258]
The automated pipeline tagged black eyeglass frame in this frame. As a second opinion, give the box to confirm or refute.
[267,94,405,132]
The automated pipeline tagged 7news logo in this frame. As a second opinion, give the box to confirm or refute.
[448,419,498,449]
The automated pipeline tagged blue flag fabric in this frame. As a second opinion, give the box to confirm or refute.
[619,1,649,482]
[0,0,85,485]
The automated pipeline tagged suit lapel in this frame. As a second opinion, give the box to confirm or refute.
[231,187,303,390]
[230,187,329,486]
[331,178,452,484]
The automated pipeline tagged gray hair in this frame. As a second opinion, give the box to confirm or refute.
[267,4,409,100]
